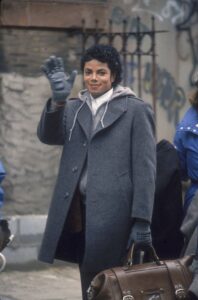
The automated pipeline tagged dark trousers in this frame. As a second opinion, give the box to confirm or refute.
[76,198,98,300]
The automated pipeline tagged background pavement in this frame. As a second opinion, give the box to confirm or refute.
[0,215,82,300]
[0,261,82,300]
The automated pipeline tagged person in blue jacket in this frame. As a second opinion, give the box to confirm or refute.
[174,75,198,214]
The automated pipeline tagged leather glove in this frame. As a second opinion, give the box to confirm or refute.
[126,220,152,251]
[41,55,77,103]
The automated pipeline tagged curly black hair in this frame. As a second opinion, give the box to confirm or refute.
[81,44,122,87]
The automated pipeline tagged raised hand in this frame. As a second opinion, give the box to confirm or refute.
[41,55,77,103]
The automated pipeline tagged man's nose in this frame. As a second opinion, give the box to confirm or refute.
[91,73,97,81]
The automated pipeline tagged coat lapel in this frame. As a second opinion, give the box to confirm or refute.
[92,97,128,137]
[76,102,92,140]
[76,97,128,140]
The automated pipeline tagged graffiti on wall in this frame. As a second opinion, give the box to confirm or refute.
[112,0,198,87]
[143,62,186,126]
[129,0,197,26]
[111,4,187,126]
[130,0,198,86]
[112,0,197,27]
[123,60,186,126]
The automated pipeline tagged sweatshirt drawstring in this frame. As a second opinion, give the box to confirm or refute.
[69,100,86,141]
[100,100,110,128]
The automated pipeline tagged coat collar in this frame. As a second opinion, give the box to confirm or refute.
[76,96,128,140]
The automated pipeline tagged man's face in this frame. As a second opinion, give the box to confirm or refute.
[83,59,115,98]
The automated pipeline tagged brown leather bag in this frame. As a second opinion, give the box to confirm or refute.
[87,245,193,300]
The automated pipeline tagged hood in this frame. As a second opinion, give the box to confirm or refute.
[78,85,136,102]
[68,85,136,141]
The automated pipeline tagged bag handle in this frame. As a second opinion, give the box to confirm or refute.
[126,243,161,267]
[112,245,160,300]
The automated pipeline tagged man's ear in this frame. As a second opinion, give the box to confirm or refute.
[111,73,116,85]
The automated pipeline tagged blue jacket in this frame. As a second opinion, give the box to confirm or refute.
[174,106,198,212]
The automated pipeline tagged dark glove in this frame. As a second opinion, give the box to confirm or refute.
[41,55,77,103]
[0,219,11,252]
[127,220,152,251]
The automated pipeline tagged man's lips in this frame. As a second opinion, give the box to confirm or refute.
[89,85,99,88]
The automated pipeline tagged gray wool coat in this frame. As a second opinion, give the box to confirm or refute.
[37,89,156,272]
[180,191,198,297]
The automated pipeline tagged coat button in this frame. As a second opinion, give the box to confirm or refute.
[72,166,78,173]
[65,192,69,198]
[82,142,87,147]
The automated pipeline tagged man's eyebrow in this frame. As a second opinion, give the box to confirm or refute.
[84,66,108,70]
[97,68,107,71]
[84,67,108,72]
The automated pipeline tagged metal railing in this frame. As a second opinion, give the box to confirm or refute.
[80,17,167,116]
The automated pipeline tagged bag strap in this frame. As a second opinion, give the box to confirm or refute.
[111,267,133,300]
[165,260,188,300]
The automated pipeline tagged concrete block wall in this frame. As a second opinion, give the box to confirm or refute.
[0,73,61,215]
[3,215,47,266]
[0,28,83,215]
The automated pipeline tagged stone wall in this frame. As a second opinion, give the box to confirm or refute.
[0,28,82,215]
[0,74,60,214]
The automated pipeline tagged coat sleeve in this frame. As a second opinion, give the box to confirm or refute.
[180,190,198,240]
[37,98,66,145]
[131,101,156,223]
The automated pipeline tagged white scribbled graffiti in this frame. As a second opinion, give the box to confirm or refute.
[130,0,193,26]
[115,0,197,86]
[161,0,185,25]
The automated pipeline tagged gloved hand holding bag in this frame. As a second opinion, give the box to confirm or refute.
[127,219,152,251]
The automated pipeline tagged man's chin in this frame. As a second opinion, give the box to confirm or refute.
[90,91,103,98]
